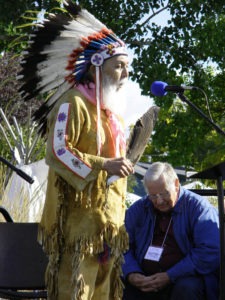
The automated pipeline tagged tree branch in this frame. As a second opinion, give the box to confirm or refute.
[140,3,170,28]
[124,39,152,46]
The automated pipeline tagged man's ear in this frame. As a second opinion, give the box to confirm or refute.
[175,178,180,191]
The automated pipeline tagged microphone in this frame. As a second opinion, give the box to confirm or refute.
[151,81,197,96]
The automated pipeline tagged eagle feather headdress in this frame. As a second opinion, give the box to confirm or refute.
[18,0,127,136]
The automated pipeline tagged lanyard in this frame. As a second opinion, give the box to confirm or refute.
[151,216,172,248]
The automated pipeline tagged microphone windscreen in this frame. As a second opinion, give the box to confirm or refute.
[151,81,168,96]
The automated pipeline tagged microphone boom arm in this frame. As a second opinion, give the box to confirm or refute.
[0,156,34,184]
[177,92,225,138]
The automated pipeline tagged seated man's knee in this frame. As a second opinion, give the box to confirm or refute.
[171,276,205,300]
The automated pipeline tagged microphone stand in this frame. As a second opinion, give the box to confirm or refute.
[177,92,225,137]
[177,92,225,300]
[0,157,34,222]
[0,156,34,184]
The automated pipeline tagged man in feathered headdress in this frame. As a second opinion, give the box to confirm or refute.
[18,1,134,299]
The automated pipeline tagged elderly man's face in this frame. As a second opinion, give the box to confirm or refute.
[102,55,129,90]
[146,175,179,212]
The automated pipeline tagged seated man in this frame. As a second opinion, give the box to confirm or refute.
[122,162,220,300]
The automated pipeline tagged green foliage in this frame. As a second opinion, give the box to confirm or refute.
[0,52,46,165]
[0,52,43,124]
[0,122,46,164]
[0,0,62,52]
[130,1,225,173]
[127,174,138,194]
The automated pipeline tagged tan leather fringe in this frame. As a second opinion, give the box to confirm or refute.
[38,176,128,299]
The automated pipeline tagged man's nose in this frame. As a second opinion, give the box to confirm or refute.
[156,195,164,205]
[122,67,129,78]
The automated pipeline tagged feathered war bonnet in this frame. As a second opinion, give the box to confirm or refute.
[18,0,128,153]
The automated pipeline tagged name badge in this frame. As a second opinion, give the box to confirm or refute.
[144,246,164,261]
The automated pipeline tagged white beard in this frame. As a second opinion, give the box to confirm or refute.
[102,75,127,116]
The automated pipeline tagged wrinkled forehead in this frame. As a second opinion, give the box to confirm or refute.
[147,175,167,189]
[146,175,176,192]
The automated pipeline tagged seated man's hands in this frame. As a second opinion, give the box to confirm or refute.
[127,272,171,292]
[103,157,134,177]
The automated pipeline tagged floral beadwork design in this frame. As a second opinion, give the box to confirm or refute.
[57,129,64,140]
[71,158,82,169]
[106,44,115,56]
[58,112,67,122]
[53,103,92,178]
[57,148,66,156]
[91,53,104,66]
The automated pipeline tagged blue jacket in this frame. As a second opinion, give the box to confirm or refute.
[123,187,220,299]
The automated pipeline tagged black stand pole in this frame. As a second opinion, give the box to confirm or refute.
[217,176,225,300]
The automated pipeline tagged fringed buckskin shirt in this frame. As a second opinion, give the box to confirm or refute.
[38,88,129,299]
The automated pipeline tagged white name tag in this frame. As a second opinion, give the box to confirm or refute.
[144,246,164,262]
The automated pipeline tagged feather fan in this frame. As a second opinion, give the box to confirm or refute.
[126,105,160,164]
[107,106,160,185]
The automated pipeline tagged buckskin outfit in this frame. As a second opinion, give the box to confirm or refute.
[17,1,130,298]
